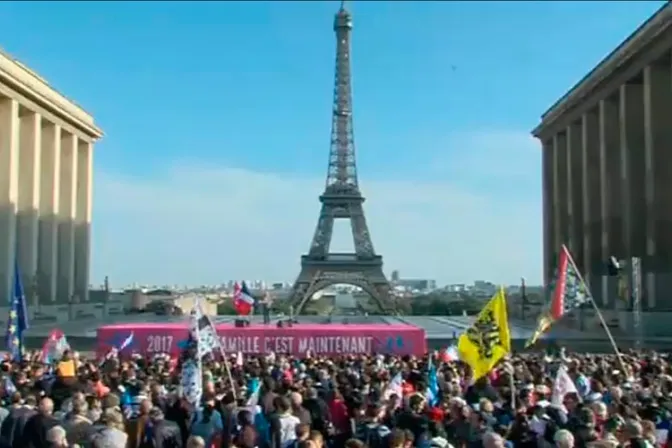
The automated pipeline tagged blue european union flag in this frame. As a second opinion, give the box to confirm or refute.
[5,262,29,360]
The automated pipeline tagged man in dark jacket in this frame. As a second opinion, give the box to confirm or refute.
[144,407,182,448]
[19,397,59,448]
[395,395,429,448]
[355,404,392,448]
[0,394,37,448]
[303,388,330,437]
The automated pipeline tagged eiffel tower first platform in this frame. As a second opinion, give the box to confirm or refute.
[287,1,394,315]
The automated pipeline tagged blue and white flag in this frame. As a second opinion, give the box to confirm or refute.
[6,262,29,360]
[101,332,134,365]
[383,373,403,400]
[426,358,439,406]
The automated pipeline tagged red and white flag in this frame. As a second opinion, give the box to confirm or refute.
[526,245,591,347]
[551,365,578,407]
[233,282,255,316]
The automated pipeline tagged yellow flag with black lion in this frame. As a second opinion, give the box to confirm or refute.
[457,287,511,380]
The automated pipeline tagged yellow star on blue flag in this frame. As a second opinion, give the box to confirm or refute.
[5,261,29,360]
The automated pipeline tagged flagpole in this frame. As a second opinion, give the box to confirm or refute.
[561,244,627,372]
[218,347,237,401]
[196,297,238,401]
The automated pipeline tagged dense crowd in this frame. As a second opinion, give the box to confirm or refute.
[0,348,669,448]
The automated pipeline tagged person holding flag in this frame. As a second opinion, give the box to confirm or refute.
[457,286,511,380]
[41,330,71,364]
[5,261,29,360]
[100,332,135,365]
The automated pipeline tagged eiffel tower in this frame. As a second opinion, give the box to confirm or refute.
[287,1,394,315]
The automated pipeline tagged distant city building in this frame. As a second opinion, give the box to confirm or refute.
[391,270,400,282]
[395,278,436,292]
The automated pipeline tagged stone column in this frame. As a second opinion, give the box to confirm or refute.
[566,127,574,256]
[0,97,19,302]
[542,139,554,288]
[601,96,621,308]
[620,82,646,305]
[552,134,562,261]
[568,121,584,272]
[556,131,569,249]
[38,123,61,303]
[16,111,41,303]
[582,108,601,304]
[644,60,672,310]
[57,132,78,303]
[74,139,92,301]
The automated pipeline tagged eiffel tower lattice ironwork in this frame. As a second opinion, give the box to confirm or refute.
[287,1,394,315]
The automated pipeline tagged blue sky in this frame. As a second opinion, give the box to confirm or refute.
[0,1,664,287]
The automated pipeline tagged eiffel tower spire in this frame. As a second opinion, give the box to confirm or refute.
[326,0,357,194]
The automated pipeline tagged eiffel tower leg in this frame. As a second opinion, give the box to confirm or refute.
[349,202,375,258]
[308,205,334,258]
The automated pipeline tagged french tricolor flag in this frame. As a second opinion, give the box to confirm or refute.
[234,282,255,316]
[440,345,459,363]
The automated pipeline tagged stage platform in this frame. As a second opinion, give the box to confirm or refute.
[22,314,656,353]
[97,321,427,357]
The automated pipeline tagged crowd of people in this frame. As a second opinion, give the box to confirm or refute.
[0,347,669,448]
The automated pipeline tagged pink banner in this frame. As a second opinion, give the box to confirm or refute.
[97,323,426,357]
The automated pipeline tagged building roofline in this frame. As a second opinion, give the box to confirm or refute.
[0,48,103,140]
[532,2,672,138]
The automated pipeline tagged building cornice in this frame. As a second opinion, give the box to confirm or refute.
[0,49,103,140]
[532,2,672,139]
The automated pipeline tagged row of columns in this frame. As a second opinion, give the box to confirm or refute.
[0,95,93,306]
[543,54,672,311]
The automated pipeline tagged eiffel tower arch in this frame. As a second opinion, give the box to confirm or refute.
[287,1,394,315]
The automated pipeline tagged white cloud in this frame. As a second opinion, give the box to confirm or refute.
[91,130,543,287]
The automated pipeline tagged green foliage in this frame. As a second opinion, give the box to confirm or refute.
[402,295,484,316]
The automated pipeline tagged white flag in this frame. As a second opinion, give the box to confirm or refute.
[383,373,403,401]
[551,365,578,407]
[190,298,221,359]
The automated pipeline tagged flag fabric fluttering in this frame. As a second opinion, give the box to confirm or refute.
[458,287,511,380]
[383,373,403,401]
[551,365,578,407]
[181,297,226,405]
[440,345,459,363]
[102,332,134,364]
[5,262,29,360]
[180,308,204,405]
[41,330,70,364]
[246,380,261,408]
[233,282,255,316]
[527,245,591,348]
[192,309,222,359]
[426,358,439,406]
